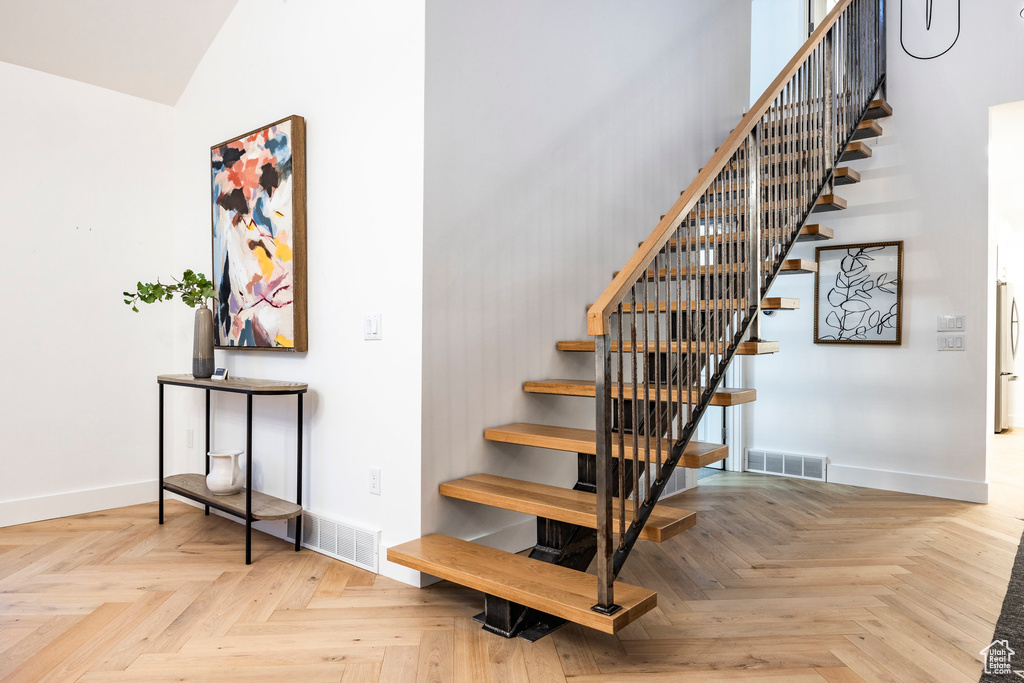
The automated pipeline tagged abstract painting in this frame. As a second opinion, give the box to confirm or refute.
[814,241,903,345]
[211,116,306,351]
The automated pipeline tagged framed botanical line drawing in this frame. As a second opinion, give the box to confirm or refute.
[814,241,903,345]
[211,115,307,351]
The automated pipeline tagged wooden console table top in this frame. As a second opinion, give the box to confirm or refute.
[158,374,308,394]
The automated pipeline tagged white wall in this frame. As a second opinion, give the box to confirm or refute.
[169,0,425,584]
[747,2,1024,503]
[990,100,1024,427]
[750,0,807,105]
[0,62,175,525]
[422,0,752,546]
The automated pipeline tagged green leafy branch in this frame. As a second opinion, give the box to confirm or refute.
[123,269,216,312]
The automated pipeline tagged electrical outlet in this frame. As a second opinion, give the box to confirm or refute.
[187,429,194,449]
[369,468,381,495]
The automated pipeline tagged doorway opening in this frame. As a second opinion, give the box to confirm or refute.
[988,100,1024,478]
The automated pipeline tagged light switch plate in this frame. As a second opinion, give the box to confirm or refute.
[364,314,382,340]
[937,314,966,331]
[938,334,965,351]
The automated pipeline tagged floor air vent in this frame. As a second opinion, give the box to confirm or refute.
[745,449,826,482]
[288,512,380,573]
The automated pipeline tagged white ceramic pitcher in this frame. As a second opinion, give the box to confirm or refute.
[207,450,244,495]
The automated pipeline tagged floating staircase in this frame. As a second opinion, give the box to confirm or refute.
[389,0,889,640]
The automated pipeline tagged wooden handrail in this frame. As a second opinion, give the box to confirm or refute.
[587,0,856,336]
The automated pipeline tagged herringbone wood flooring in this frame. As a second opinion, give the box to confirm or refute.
[3,434,1022,682]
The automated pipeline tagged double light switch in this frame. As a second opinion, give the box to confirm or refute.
[937,314,965,352]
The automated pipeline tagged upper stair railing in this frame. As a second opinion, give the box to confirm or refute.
[586,0,886,615]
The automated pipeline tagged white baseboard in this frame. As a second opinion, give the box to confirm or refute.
[382,519,538,588]
[379,559,432,587]
[827,464,988,504]
[0,480,158,528]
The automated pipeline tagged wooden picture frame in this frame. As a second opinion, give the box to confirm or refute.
[210,115,307,352]
[814,240,903,345]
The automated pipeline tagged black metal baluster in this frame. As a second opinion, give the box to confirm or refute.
[642,265,651,503]
[617,302,626,550]
[630,283,640,524]
[653,248,663,484]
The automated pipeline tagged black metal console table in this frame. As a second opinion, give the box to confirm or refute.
[157,374,307,564]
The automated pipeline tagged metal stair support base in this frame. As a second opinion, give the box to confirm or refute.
[475,453,633,640]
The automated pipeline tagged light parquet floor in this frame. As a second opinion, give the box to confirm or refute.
[3,433,1023,681]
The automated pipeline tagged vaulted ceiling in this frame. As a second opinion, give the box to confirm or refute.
[0,0,238,105]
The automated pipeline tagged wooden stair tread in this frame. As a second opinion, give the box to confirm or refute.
[645,233,744,250]
[833,167,861,185]
[483,423,729,468]
[778,259,817,274]
[703,142,871,172]
[736,340,780,354]
[440,474,696,543]
[840,141,872,161]
[614,264,746,279]
[814,194,847,211]
[613,299,747,313]
[617,259,809,281]
[763,122,881,145]
[865,98,893,119]
[557,340,778,356]
[386,534,656,634]
[762,297,800,310]
[523,379,756,406]
[685,206,745,220]
[850,119,883,140]
[797,224,834,241]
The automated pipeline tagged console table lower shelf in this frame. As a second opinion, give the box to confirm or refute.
[163,474,303,542]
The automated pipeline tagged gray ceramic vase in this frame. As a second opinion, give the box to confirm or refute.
[193,304,215,379]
